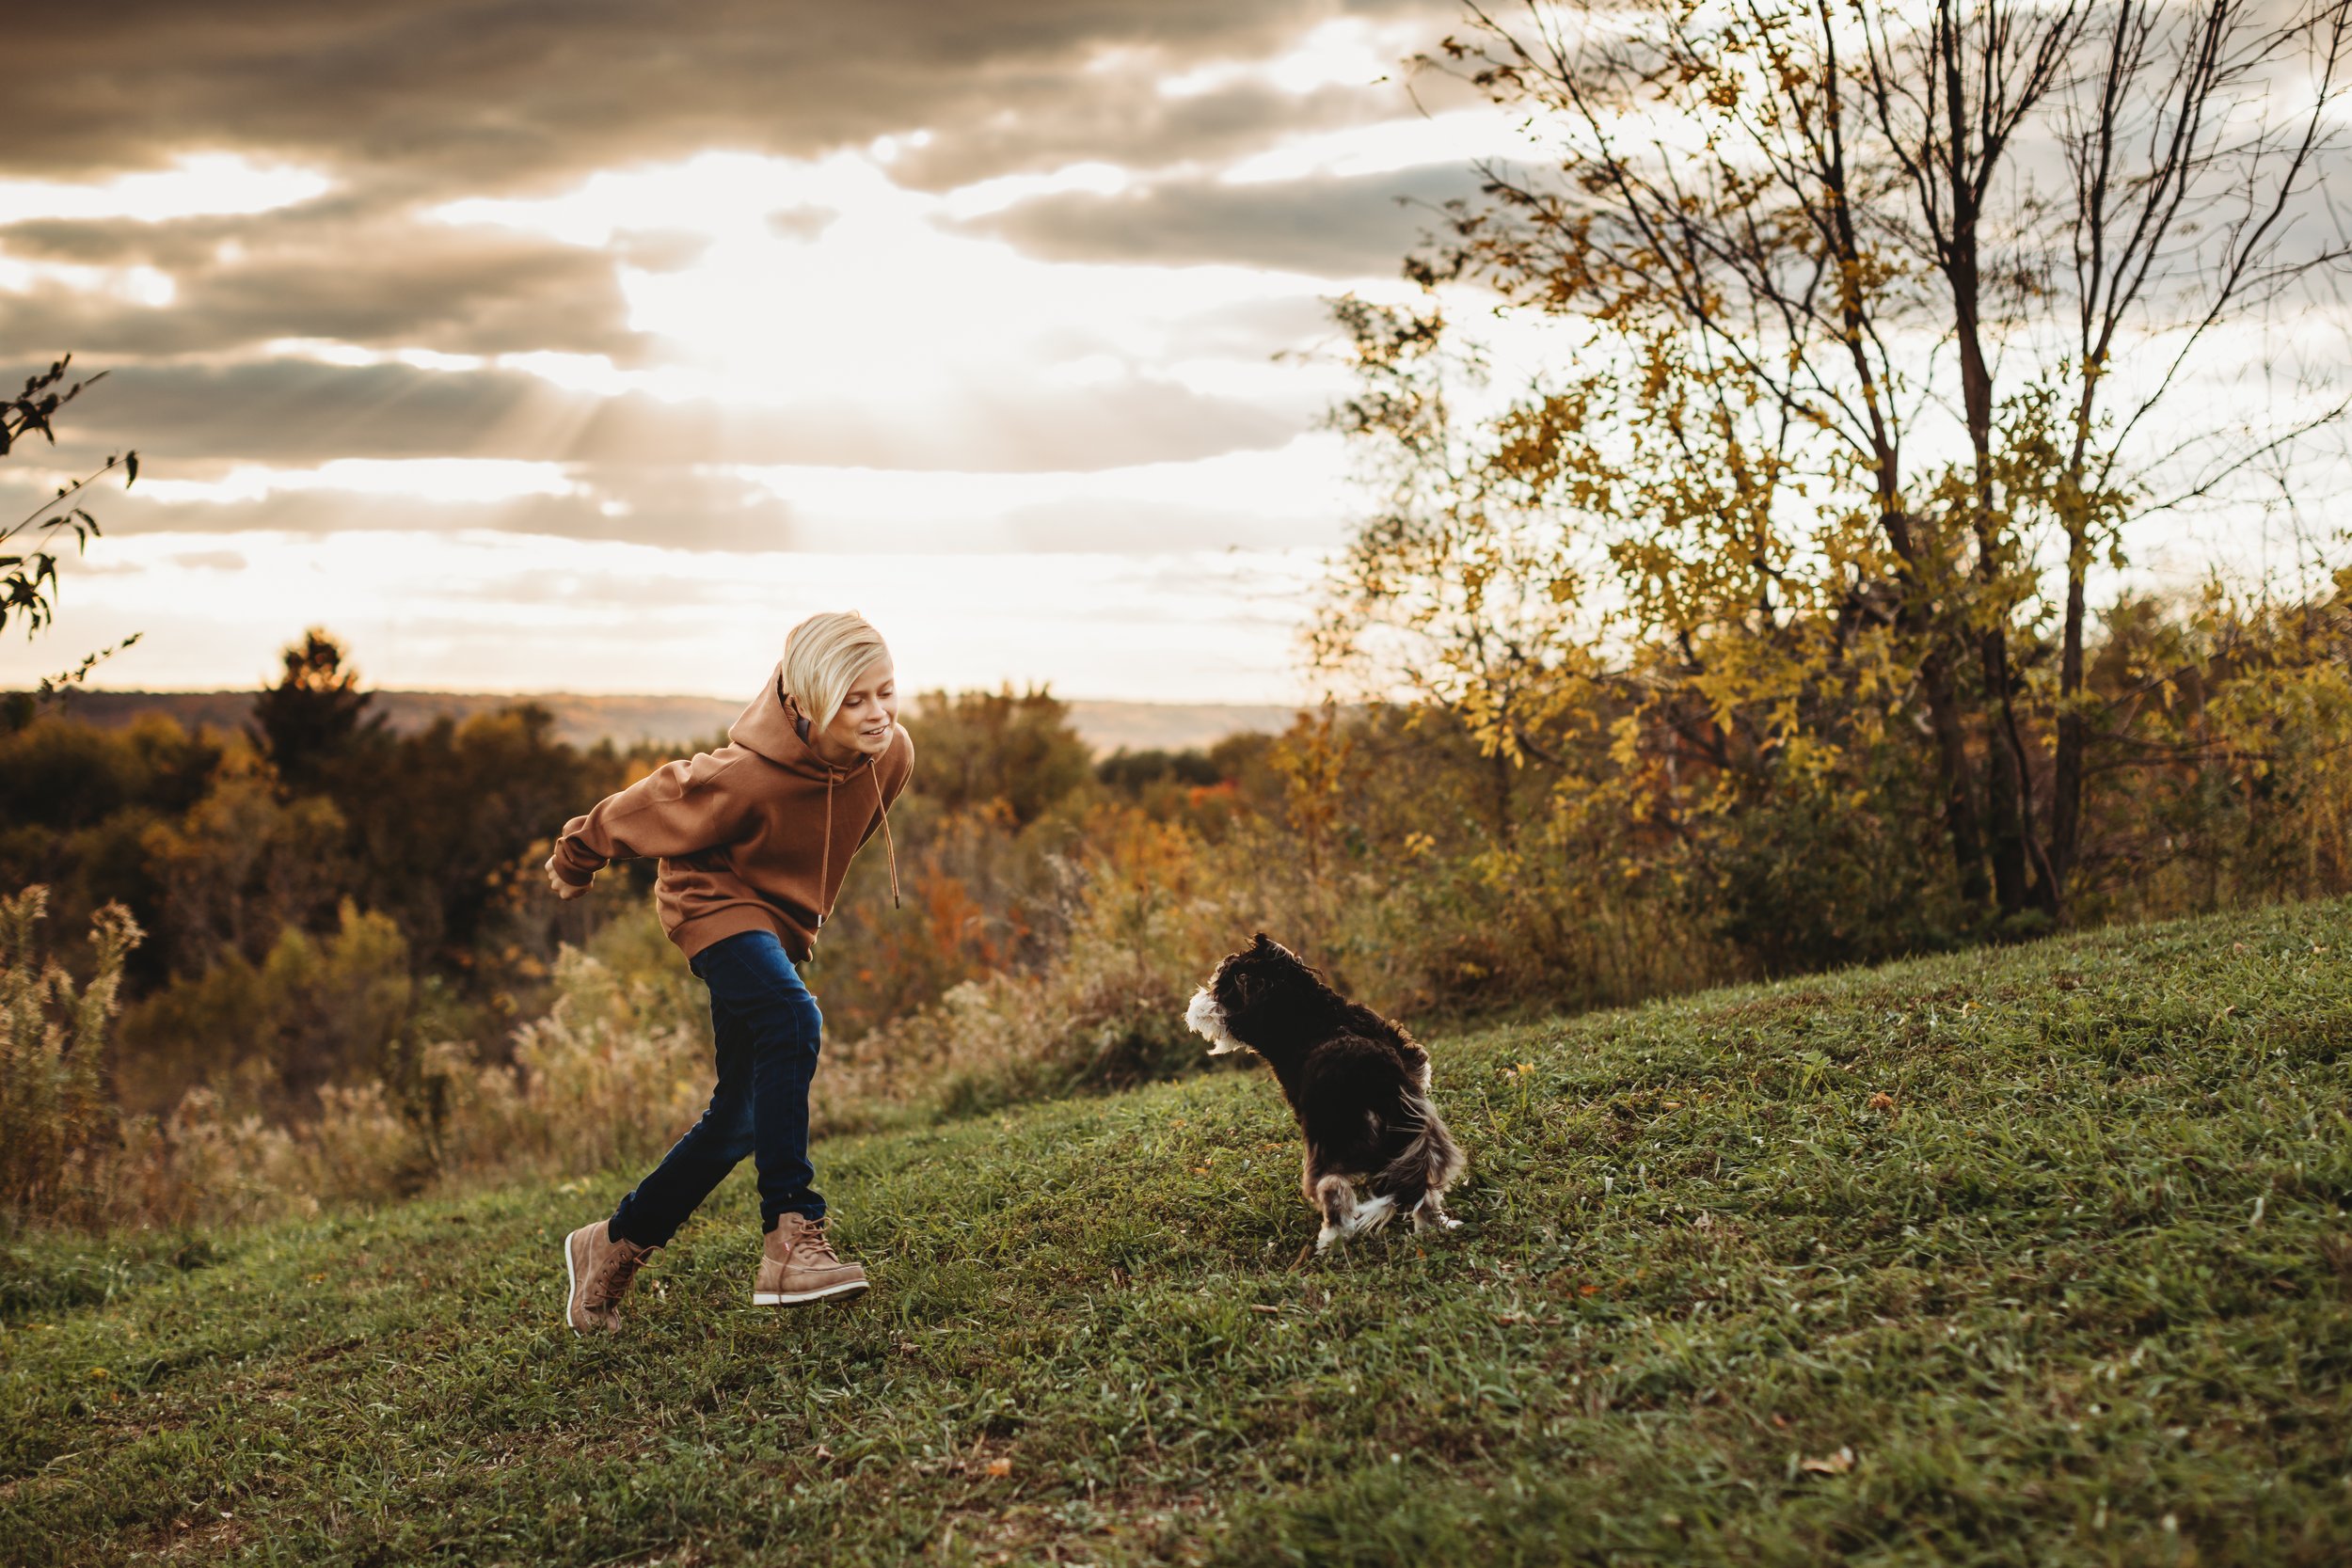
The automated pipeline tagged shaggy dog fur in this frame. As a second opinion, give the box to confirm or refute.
[1184,933,1467,1250]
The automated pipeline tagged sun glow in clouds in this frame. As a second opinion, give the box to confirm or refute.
[5,10,1523,704]
[131,459,587,508]
[430,148,1335,418]
[0,254,178,306]
[1217,109,1523,184]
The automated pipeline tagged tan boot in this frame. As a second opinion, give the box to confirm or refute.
[564,1220,655,1333]
[753,1212,868,1306]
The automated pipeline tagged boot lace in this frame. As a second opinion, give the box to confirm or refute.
[591,1241,648,1307]
[793,1219,842,1268]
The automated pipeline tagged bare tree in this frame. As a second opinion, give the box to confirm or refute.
[1397,0,2352,921]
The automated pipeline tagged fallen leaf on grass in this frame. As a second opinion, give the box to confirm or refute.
[1800,1447,1856,1475]
[984,1458,1012,1478]
[1867,1092,1896,1113]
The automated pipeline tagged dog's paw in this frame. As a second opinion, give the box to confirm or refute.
[1315,1224,1341,1252]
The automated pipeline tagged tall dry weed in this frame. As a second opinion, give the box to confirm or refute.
[1,886,141,1229]
[6,905,714,1236]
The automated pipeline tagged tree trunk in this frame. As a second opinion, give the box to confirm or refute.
[2049,540,2090,890]
[1919,643,1992,907]
[1976,625,2046,917]
[1883,502,1992,906]
[1491,740,1516,846]
[1946,88,2048,922]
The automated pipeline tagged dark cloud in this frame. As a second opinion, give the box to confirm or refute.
[886,80,1402,192]
[45,356,1308,473]
[50,359,553,463]
[1,216,240,270]
[962,160,1510,277]
[0,183,419,265]
[0,204,652,359]
[17,1,1453,195]
[0,467,803,553]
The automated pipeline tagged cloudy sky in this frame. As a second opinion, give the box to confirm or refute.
[3,0,1512,703]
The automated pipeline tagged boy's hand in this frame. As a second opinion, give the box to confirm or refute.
[547,852,589,900]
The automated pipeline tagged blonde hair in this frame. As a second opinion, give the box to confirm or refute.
[783,611,893,731]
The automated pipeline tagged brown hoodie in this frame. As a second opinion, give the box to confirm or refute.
[549,662,913,962]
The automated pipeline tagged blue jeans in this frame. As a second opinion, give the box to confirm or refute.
[608,929,825,1245]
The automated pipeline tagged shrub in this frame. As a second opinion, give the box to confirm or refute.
[116,900,414,1112]
[431,943,709,1180]
[0,879,717,1234]
[0,886,139,1232]
[817,804,1266,1126]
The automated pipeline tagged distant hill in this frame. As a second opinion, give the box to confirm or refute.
[22,689,1302,756]
[1057,699,1298,756]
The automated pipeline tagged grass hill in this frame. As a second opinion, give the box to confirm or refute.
[21,690,1298,757]
[5,899,2349,1565]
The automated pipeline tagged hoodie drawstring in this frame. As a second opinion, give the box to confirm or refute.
[813,760,902,930]
[816,771,835,929]
[872,764,901,910]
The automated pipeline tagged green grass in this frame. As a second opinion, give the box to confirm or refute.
[6,900,2350,1566]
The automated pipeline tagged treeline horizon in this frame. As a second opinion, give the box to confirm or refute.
[0,685,1299,759]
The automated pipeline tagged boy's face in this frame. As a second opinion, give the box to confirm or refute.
[823,657,898,760]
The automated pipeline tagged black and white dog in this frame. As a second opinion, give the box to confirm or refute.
[1184,933,1466,1250]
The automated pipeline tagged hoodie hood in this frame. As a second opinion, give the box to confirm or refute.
[727,659,881,781]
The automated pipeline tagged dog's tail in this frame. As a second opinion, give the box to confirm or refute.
[1375,1096,1467,1212]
